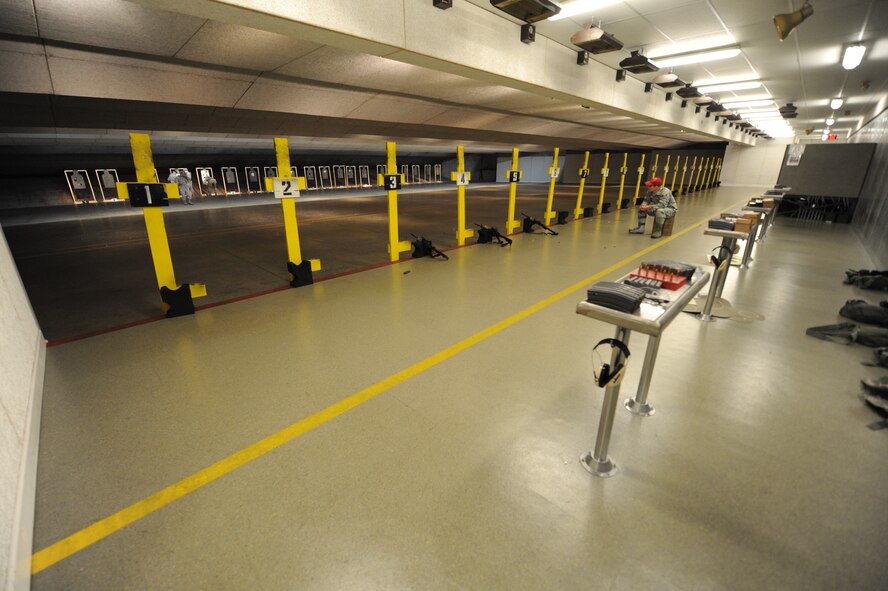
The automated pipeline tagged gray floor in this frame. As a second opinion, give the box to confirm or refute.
[31,185,888,590]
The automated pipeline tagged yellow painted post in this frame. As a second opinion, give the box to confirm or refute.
[616,152,628,209]
[685,156,697,193]
[596,152,610,215]
[505,148,522,234]
[381,141,411,261]
[703,157,715,189]
[451,145,474,245]
[650,153,660,180]
[269,137,319,285]
[714,158,724,185]
[672,155,686,194]
[632,153,646,206]
[694,157,708,192]
[573,151,590,220]
[543,147,560,226]
[122,133,206,313]
[662,154,672,190]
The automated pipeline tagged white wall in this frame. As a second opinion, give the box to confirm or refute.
[720,138,793,187]
[0,226,45,591]
[495,155,565,183]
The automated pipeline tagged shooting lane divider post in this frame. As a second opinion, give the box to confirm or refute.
[714,157,723,185]
[662,154,671,192]
[115,133,206,318]
[379,141,411,262]
[543,147,560,226]
[596,152,610,215]
[703,157,713,189]
[632,153,646,206]
[451,144,474,246]
[695,157,708,192]
[673,155,687,196]
[264,137,320,287]
[650,152,659,180]
[616,152,628,209]
[686,156,697,194]
[573,151,591,220]
[505,147,522,235]
[708,157,718,188]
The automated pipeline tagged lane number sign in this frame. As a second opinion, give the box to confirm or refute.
[274,179,300,199]
[509,170,521,183]
[455,172,469,186]
[579,168,590,179]
[383,174,401,190]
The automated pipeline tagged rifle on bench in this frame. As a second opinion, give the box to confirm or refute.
[475,223,512,247]
[410,234,449,260]
[521,212,559,235]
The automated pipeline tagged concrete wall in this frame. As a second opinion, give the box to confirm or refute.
[0,226,45,591]
[495,154,566,183]
[720,138,793,188]
[851,109,888,268]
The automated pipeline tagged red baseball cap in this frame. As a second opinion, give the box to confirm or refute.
[645,177,663,187]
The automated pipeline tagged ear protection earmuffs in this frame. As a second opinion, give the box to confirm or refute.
[593,338,631,387]
[710,245,733,268]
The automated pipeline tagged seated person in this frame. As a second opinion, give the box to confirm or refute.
[628,177,676,239]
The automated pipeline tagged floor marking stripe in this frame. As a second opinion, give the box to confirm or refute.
[32,199,746,574]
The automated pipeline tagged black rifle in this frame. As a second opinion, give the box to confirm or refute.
[475,223,512,247]
[521,212,559,235]
[410,234,449,260]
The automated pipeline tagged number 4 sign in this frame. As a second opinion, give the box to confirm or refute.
[274,178,300,199]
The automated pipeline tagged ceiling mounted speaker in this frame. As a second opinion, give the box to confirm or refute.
[653,72,685,88]
[570,23,624,54]
[774,2,814,41]
[619,50,659,73]
[676,83,702,98]
[489,0,560,23]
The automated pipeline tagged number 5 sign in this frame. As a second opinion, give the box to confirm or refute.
[274,178,300,199]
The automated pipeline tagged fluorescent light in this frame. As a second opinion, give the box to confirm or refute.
[842,45,866,70]
[549,0,623,21]
[650,47,741,68]
[830,98,844,110]
[720,99,775,109]
[826,117,835,126]
[646,35,735,58]
[698,80,762,93]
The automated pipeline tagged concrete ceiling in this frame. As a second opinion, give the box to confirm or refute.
[0,0,884,154]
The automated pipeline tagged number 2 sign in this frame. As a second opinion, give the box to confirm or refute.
[274,179,300,199]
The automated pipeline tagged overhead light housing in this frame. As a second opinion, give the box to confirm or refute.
[549,0,624,22]
[698,80,762,93]
[693,95,714,104]
[676,83,702,98]
[652,72,685,88]
[706,102,726,113]
[650,46,741,68]
[570,23,624,53]
[774,2,813,41]
[842,44,866,70]
[619,50,660,73]
[830,98,844,110]
[779,103,798,119]
[826,117,835,126]
[489,0,560,23]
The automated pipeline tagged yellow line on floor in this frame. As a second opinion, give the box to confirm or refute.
[31,198,748,574]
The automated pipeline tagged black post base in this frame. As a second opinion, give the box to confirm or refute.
[288,260,314,287]
[160,285,195,318]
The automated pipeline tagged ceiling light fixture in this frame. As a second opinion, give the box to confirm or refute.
[773,2,814,41]
[649,46,741,68]
[842,44,866,70]
[698,80,762,93]
[652,72,685,88]
[720,99,774,109]
[548,0,624,21]
[830,98,844,110]
[619,50,659,73]
[570,22,624,53]
[489,0,561,23]
[826,117,835,126]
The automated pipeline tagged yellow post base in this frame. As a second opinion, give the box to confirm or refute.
[189,283,208,298]
[457,228,475,242]
[506,219,521,234]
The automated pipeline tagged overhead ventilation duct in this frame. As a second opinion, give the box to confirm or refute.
[652,72,685,88]
[570,23,624,54]
[619,50,659,73]
[676,83,702,98]
[489,0,560,23]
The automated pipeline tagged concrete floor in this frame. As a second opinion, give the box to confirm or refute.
[29,185,888,589]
